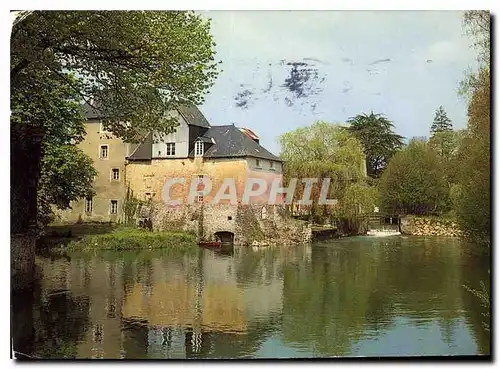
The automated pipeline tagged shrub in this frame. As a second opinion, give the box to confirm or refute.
[66,227,197,252]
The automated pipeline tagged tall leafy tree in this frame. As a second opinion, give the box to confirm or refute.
[463,11,490,66]
[10,68,97,227]
[279,121,377,222]
[453,11,490,245]
[38,146,97,226]
[346,112,404,178]
[428,129,467,184]
[454,68,490,244]
[454,11,491,331]
[378,138,448,215]
[430,105,453,135]
[11,11,220,141]
[10,10,220,289]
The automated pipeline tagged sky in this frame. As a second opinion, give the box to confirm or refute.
[198,11,479,155]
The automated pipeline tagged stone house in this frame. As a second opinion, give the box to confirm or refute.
[54,102,134,223]
[125,105,284,206]
[53,104,311,245]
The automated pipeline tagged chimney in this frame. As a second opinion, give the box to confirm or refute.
[239,127,260,144]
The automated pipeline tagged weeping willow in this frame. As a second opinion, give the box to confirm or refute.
[279,121,378,224]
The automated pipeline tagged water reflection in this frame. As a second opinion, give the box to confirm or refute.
[13,237,490,358]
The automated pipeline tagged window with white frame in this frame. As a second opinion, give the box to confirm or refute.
[166,143,176,156]
[195,141,204,157]
[100,145,109,159]
[111,168,120,181]
[197,175,204,184]
[85,198,93,214]
[110,200,118,215]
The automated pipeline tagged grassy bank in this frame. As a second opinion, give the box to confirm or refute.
[66,227,197,252]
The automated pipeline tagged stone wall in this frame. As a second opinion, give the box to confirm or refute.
[124,156,283,205]
[53,120,132,223]
[145,202,311,246]
[400,216,463,237]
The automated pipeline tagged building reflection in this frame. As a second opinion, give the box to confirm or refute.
[27,239,487,359]
[31,245,310,358]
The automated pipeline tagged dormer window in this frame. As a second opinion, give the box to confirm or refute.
[195,141,204,157]
[166,143,175,156]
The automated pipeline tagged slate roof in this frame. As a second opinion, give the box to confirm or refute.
[127,132,153,160]
[82,102,103,119]
[189,125,282,162]
[81,102,210,128]
[177,104,211,128]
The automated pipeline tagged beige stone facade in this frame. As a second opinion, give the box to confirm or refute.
[52,105,294,246]
[124,157,282,205]
[54,119,132,223]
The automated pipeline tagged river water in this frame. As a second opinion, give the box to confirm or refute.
[13,236,490,359]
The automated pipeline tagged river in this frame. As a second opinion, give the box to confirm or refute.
[12,236,490,359]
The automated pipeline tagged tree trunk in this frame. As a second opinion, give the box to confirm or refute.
[11,124,44,292]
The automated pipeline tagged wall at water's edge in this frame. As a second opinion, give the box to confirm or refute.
[146,202,312,246]
[400,216,463,237]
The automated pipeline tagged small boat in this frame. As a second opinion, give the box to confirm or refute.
[366,229,401,237]
[198,240,221,249]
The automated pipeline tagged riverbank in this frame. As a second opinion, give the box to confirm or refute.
[52,226,197,252]
[400,215,463,237]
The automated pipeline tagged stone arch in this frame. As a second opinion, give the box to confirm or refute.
[214,231,234,244]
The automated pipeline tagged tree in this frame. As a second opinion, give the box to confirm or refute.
[430,106,453,135]
[378,138,448,215]
[10,67,97,227]
[463,11,490,66]
[11,11,220,141]
[428,129,466,185]
[346,112,404,178]
[38,145,97,226]
[10,10,220,289]
[453,68,490,244]
[279,121,377,224]
[452,11,490,245]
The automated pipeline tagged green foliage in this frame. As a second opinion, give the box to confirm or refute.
[463,11,490,66]
[346,112,405,178]
[430,105,453,135]
[11,11,220,142]
[11,11,220,232]
[279,121,377,223]
[66,227,197,252]
[38,145,97,225]
[123,188,144,225]
[428,129,466,185]
[453,68,490,245]
[11,69,98,227]
[379,138,448,215]
[464,278,490,332]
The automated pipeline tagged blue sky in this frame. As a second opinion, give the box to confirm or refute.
[199,11,479,155]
